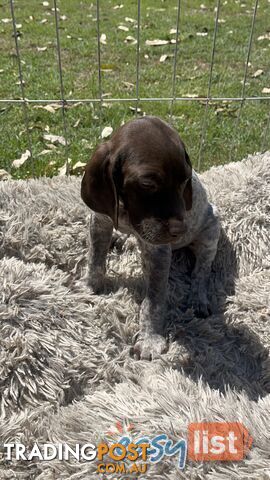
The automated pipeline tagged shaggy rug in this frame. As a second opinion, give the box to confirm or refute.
[0,152,269,479]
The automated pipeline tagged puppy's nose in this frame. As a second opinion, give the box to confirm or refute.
[168,218,186,237]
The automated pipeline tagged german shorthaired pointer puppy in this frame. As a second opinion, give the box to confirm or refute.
[81,116,220,360]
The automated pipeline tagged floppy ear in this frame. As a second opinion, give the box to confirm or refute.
[81,142,121,228]
[183,148,193,211]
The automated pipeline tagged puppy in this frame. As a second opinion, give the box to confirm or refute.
[81,116,220,360]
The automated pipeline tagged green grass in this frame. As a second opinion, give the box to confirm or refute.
[0,0,270,178]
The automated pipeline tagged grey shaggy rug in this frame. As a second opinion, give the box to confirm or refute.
[0,152,270,479]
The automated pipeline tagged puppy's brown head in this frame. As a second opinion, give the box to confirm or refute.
[81,116,192,245]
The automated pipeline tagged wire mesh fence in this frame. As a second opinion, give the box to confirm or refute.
[0,0,269,178]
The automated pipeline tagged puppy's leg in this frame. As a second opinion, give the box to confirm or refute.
[189,205,220,317]
[87,212,113,293]
[134,243,172,360]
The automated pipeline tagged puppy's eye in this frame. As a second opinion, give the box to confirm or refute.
[139,179,158,192]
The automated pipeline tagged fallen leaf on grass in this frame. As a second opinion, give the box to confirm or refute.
[1,18,12,24]
[257,33,270,41]
[145,39,169,46]
[125,36,137,44]
[0,169,11,180]
[58,159,71,176]
[42,1,49,6]
[169,28,177,35]
[160,54,169,63]
[113,4,123,9]
[12,150,31,168]
[122,81,135,89]
[0,69,4,74]
[60,15,67,21]
[45,143,57,150]
[34,104,61,113]
[262,87,270,94]
[196,32,208,36]
[38,149,54,156]
[118,25,129,31]
[100,33,107,44]
[72,161,86,173]
[101,126,113,138]
[40,19,48,24]
[125,17,136,23]
[73,119,81,128]
[129,106,141,113]
[37,46,47,52]
[185,93,199,98]
[44,133,67,145]
[252,69,263,78]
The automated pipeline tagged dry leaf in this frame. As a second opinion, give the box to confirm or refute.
[118,25,129,31]
[257,33,270,41]
[16,23,22,28]
[169,28,177,34]
[0,69,4,74]
[34,104,61,113]
[196,32,208,36]
[215,107,226,115]
[101,126,113,138]
[58,159,71,176]
[125,36,137,44]
[72,161,86,173]
[45,143,57,150]
[73,119,81,128]
[1,18,12,23]
[42,105,56,113]
[145,39,169,46]
[12,150,31,168]
[43,133,66,145]
[40,19,48,24]
[38,149,53,156]
[122,81,135,89]
[42,1,49,6]
[262,87,270,94]
[100,33,107,44]
[37,46,47,52]
[113,4,123,9]
[60,15,67,20]
[200,4,207,9]
[160,54,168,63]
[129,106,141,113]
[252,69,264,78]
[125,17,136,23]
[185,93,199,98]
[0,169,11,180]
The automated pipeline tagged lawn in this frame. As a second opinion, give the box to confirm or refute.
[0,0,270,178]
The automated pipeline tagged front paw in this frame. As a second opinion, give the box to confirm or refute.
[133,333,167,361]
[87,270,105,294]
[188,287,211,318]
[190,297,211,318]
